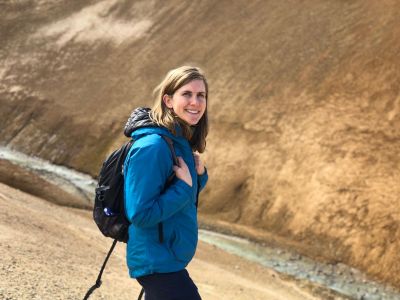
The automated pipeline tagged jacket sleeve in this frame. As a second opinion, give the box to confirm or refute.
[124,136,192,228]
[198,168,208,192]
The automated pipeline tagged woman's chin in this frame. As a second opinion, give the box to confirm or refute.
[184,118,200,126]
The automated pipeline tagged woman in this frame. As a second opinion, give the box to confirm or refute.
[123,66,209,300]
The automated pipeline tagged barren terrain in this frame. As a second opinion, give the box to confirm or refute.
[0,182,336,300]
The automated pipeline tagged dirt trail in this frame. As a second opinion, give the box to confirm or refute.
[0,182,329,300]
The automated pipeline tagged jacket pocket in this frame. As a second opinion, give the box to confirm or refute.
[169,228,197,262]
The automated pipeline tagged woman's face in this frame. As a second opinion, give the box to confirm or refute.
[163,79,207,126]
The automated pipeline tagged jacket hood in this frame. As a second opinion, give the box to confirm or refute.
[124,107,189,148]
[124,107,157,137]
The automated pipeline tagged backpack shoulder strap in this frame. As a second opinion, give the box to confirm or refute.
[160,135,179,166]
[157,135,179,245]
[117,139,134,177]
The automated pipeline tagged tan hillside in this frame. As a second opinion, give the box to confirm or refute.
[1,0,400,289]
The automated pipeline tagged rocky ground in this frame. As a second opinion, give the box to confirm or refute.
[0,182,346,300]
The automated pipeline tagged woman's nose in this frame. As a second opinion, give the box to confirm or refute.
[189,96,201,105]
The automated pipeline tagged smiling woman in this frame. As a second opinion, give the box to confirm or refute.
[122,66,210,300]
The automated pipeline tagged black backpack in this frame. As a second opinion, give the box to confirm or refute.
[83,135,178,300]
[93,140,133,243]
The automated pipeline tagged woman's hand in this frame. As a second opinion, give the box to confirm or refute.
[173,157,192,187]
[193,152,205,175]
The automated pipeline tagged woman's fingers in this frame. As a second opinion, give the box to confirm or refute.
[173,156,192,187]
[177,156,186,167]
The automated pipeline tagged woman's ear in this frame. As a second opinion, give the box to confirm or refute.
[163,94,173,108]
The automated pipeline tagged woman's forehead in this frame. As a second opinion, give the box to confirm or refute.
[177,80,206,92]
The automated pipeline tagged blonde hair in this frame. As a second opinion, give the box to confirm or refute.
[150,66,209,153]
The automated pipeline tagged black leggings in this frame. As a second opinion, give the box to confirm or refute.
[136,269,201,300]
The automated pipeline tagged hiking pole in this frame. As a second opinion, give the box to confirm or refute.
[83,239,117,300]
[137,288,144,300]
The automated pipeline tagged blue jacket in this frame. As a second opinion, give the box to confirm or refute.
[123,124,208,278]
